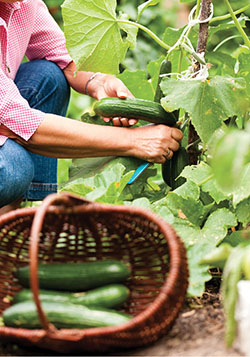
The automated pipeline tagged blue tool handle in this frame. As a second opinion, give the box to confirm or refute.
[127,161,151,185]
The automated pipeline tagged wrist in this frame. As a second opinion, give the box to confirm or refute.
[84,72,105,97]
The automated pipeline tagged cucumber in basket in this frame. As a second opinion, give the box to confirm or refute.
[13,284,130,309]
[3,301,132,329]
[14,260,131,291]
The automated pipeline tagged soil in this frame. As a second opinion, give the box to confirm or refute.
[0,278,244,357]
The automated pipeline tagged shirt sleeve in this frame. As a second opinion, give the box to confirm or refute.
[25,0,72,70]
[0,66,45,144]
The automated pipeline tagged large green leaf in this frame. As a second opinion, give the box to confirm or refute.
[57,159,72,185]
[175,208,237,296]
[154,198,237,296]
[63,161,132,204]
[206,52,236,77]
[160,76,249,144]
[208,18,247,45]
[164,192,212,227]
[67,157,114,182]
[237,52,250,93]
[62,0,137,74]
[235,197,250,227]
[174,180,200,201]
[180,162,230,203]
[130,197,152,210]
[180,162,213,184]
[117,69,154,99]
[211,128,250,190]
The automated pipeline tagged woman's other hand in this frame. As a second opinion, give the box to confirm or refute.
[130,125,184,163]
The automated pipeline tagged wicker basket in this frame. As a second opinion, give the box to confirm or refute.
[0,192,188,354]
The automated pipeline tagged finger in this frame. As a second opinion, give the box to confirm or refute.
[117,90,131,99]
[116,82,134,99]
[112,117,122,126]
[118,91,134,99]
[128,119,138,126]
[112,117,134,127]
[171,127,184,141]
[165,149,174,160]
[95,87,108,100]
[168,140,180,152]
[120,118,130,127]
[159,150,173,164]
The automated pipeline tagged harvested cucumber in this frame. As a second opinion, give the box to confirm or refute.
[93,97,177,126]
[14,260,131,291]
[3,301,131,329]
[13,284,130,308]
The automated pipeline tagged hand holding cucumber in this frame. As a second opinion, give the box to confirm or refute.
[87,74,138,127]
[129,124,183,163]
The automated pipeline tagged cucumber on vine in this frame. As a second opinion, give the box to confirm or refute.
[153,58,188,189]
[154,59,172,103]
[162,146,189,190]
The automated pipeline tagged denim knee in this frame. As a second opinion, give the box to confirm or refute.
[13,59,71,201]
[14,59,70,116]
[0,140,34,207]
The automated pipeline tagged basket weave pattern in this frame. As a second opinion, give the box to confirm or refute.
[0,193,188,353]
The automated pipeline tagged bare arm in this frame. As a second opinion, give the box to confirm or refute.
[0,61,183,162]
[63,62,129,99]
[0,114,183,163]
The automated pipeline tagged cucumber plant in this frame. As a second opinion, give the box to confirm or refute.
[60,0,250,302]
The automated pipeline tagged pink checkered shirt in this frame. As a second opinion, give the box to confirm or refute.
[0,0,72,146]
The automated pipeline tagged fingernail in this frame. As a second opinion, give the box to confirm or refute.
[129,119,136,126]
[118,92,128,98]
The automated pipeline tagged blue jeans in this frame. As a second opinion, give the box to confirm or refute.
[0,60,70,207]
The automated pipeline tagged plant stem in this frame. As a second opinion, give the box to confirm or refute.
[223,0,250,49]
[195,0,202,18]
[184,1,202,50]
[188,0,212,165]
[210,4,250,24]
[196,0,212,55]
[177,49,184,73]
[117,19,170,51]
[213,35,242,52]
[182,43,207,65]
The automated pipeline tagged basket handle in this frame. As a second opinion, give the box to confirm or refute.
[29,192,89,332]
